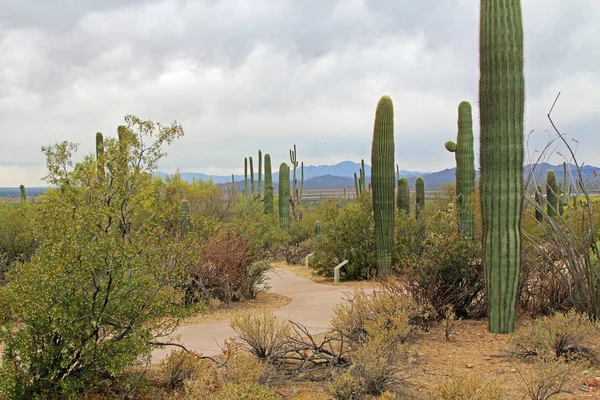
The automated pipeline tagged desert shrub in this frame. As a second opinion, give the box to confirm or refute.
[161,350,204,390]
[397,210,485,319]
[277,238,315,265]
[312,193,376,280]
[508,310,599,364]
[212,382,279,400]
[517,357,586,400]
[226,213,289,259]
[0,202,37,273]
[230,311,291,361]
[180,232,272,304]
[432,374,503,400]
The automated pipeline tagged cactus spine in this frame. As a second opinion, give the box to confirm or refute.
[546,170,558,217]
[264,154,274,214]
[96,132,105,178]
[278,162,290,232]
[415,177,425,217]
[244,157,248,196]
[397,178,410,215]
[258,150,262,198]
[445,101,476,239]
[479,0,525,333]
[371,95,395,276]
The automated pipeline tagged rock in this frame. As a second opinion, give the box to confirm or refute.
[584,378,599,387]
[465,363,474,369]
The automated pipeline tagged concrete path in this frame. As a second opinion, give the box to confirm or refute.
[152,268,362,362]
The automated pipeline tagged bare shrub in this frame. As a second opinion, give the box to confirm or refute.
[160,349,204,390]
[516,357,586,400]
[432,374,503,400]
[508,310,599,364]
[230,311,291,360]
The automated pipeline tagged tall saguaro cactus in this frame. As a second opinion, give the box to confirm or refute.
[289,145,298,218]
[415,177,425,217]
[264,154,274,214]
[445,101,476,239]
[397,178,410,214]
[354,172,359,198]
[96,132,105,178]
[249,157,255,194]
[371,95,395,276]
[546,170,558,217]
[278,162,290,232]
[244,157,248,197]
[534,185,544,222]
[19,185,26,205]
[479,0,525,334]
[258,150,263,198]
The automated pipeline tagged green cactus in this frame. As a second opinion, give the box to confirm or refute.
[19,185,26,205]
[479,0,525,334]
[314,220,321,235]
[289,145,298,217]
[415,176,425,218]
[535,185,544,222]
[371,95,395,276]
[360,159,366,192]
[258,150,262,198]
[249,157,255,194]
[278,162,290,232]
[354,172,359,198]
[96,132,105,177]
[446,101,476,239]
[264,154,274,214]
[546,170,558,217]
[558,162,568,216]
[300,161,304,201]
[244,157,248,197]
[397,178,410,215]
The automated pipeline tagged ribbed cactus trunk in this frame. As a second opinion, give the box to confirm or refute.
[371,95,395,276]
[264,154,274,214]
[258,150,262,198]
[278,163,290,232]
[479,0,525,334]
[397,178,410,215]
[546,170,558,217]
[446,102,476,239]
[96,132,105,178]
[415,177,425,218]
[314,220,321,235]
[535,185,544,222]
[354,173,359,198]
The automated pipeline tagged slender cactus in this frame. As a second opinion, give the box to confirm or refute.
[546,170,558,217]
[534,185,543,222]
[231,174,235,216]
[354,172,359,198]
[278,162,290,232]
[314,220,321,235]
[479,0,525,333]
[264,154,274,214]
[244,157,248,196]
[19,185,26,205]
[445,101,476,239]
[96,132,105,178]
[360,159,366,193]
[289,145,298,217]
[258,150,262,198]
[415,177,425,218]
[371,95,395,276]
[250,157,255,194]
[397,178,410,215]
[300,161,304,201]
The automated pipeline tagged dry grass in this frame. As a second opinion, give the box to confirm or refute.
[180,291,291,326]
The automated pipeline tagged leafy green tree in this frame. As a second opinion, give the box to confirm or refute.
[0,116,189,398]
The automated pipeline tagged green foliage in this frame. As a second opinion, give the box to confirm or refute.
[479,0,525,334]
[371,95,395,276]
[312,194,376,280]
[95,132,104,178]
[0,116,189,398]
[0,202,36,274]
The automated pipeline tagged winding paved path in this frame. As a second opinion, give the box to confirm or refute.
[152,268,366,362]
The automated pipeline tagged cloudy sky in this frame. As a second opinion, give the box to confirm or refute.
[1,0,599,186]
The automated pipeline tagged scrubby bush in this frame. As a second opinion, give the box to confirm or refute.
[517,357,586,400]
[396,210,485,319]
[312,194,376,279]
[161,350,204,390]
[0,202,37,277]
[432,374,503,400]
[230,311,290,361]
[507,310,599,364]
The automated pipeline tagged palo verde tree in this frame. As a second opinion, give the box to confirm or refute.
[0,116,189,398]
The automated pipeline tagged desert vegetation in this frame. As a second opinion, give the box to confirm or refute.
[1,0,600,399]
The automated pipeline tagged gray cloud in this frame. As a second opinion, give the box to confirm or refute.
[0,0,599,186]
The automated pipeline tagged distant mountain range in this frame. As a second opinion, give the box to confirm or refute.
[1,162,598,198]
[155,161,600,190]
